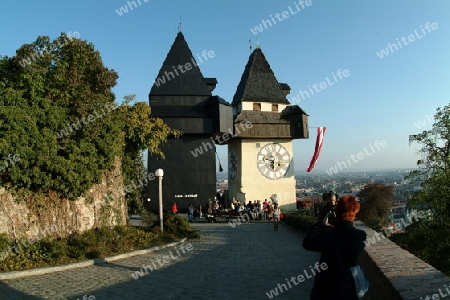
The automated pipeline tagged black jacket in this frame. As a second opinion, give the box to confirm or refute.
[302,221,367,300]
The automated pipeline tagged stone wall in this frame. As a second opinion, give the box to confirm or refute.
[0,158,127,240]
[354,222,450,300]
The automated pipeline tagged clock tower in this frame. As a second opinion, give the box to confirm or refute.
[227,48,309,208]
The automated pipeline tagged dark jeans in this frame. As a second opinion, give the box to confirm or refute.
[274,218,279,231]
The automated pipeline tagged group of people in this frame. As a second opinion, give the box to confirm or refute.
[229,198,282,230]
[231,199,281,220]
[303,192,369,299]
[186,203,204,222]
[172,196,283,232]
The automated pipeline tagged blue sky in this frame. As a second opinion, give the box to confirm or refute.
[1,1,449,174]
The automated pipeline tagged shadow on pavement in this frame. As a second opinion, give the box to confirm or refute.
[94,261,144,273]
[79,222,317,300]
[1,223,318,300]
[0,280,42,299]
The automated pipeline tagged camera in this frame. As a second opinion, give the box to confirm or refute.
[327,211,336,219]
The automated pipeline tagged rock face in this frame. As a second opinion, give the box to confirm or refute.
[0,158,127,240]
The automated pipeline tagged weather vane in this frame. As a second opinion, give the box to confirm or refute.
[178,13,182,32]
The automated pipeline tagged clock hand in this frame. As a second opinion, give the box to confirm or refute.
[270,160,275,169]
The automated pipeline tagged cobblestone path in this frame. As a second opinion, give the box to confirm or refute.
[0,221,319,300]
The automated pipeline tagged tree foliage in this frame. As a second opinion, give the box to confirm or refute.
[0,33,179,208]
[389,220,450,276]
[385,105,450,277]
[117,96,180,213]
[407,104,450,227]
[357,183,393,230]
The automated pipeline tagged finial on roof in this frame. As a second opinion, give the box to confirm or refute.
[256,36,261,49]
[178,13,182,32]
[249,38,252,54]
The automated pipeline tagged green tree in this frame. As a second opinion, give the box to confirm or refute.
[0,34,120,199]
[408,104,450,227]
[0,33,179,211]
[357,183,393,230]
[117,95,181,214]
[386,105,450,277]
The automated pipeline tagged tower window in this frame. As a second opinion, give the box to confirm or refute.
[253,103,261,111]
[272,104,278,112]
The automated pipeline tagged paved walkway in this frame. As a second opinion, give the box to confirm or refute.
[0,221,320,300]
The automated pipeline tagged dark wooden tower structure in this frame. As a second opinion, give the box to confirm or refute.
[146,32,232,211]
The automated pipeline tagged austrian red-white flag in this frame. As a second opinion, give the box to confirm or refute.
[306,127,326,172]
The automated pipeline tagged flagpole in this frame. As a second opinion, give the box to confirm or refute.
[215,150,223,172]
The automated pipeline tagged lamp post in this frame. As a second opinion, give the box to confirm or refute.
[155,168,164,233]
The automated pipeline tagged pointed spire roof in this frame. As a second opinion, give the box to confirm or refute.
[232,48,290,105]
[150,32,211,96]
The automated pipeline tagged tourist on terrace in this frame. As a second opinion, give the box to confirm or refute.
[171,202,178,214]
[273,204,281,231]
[303,195,368,300]
[319,191,338,225]
[187,203,194,222]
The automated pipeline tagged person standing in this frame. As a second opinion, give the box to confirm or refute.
[302,195,368,300]
[171,202,178,214]
[256,200,262,220]
[187,203,194,222]
[273,204,281,231]
[213,200,219,213]
[246,201,254,220]
[267,201,274,221]
[263,199,269,220]
[207,199,212,214]
[296,198,302,211]
[319,191,338,225]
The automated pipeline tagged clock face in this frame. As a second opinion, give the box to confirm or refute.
[229,146,238,180]
[257,143,290,180]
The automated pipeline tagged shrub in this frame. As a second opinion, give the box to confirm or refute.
[85,249,102,259]
[88,227,118,257]
[357,183,393,229]
[126,226,156,249]
[38,238,67,263]
[0,233,9,252]
[0,219,199,272]
[297,208,313,217]
[154,214,199,239]
[66,233,90,260]
[283,213,317,232]
[0,243,48,272]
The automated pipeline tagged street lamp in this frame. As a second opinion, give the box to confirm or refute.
[155,168,164,233]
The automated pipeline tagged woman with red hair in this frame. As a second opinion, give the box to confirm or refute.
[303,195,368,300]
